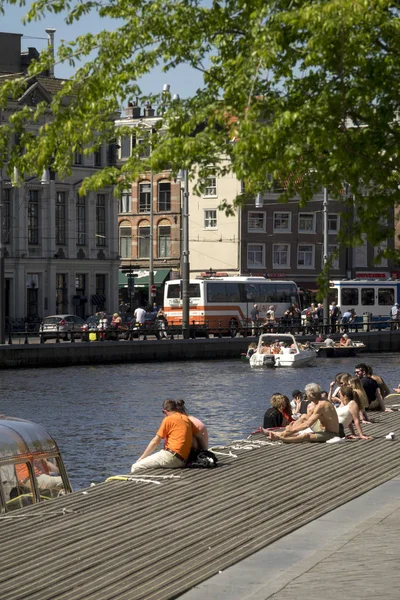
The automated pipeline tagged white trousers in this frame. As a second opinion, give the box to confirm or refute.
[131,449,184,473]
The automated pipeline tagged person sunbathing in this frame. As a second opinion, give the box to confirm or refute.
[336,386,371,440]
[261,382,339,443]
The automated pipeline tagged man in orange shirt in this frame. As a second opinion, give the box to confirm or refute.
[131,399,206,472]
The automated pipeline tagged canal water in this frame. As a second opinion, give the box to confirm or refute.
[2,353,399,489]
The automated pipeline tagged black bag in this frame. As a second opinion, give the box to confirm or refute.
[186,449,218,469]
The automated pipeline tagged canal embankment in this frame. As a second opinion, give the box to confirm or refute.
[1,328,400,368]
[2,406,400,600]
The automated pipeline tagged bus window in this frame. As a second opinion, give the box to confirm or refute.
[261,284,276,303]
[167,284,180,299]
[226,282,241,302]
[378,288,394,306]
[207,282,227,303]
[275,283,295,303]
[166,283,200,299]
[341,288,358,306]
[188,284,200,298]
[244,283,259,301]
[361,288,375,306]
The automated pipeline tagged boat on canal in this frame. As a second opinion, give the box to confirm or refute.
[249,333,316,368]
[311,341,366,358]
[0,417,72,513]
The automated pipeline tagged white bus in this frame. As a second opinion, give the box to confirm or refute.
[329,279,400,325]
[163,277,300,333]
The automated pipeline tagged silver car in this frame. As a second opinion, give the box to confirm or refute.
[41,315,85,340]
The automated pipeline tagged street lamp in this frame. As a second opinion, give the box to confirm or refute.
[322,186,330,333]
[0,173,5,344]
[176,168,190,338]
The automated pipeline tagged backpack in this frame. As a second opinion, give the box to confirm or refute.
[186,449,218,469]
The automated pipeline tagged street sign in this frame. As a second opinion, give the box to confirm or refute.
[150,284,157,296]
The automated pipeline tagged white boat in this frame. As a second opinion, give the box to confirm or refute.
[249,333,316,368]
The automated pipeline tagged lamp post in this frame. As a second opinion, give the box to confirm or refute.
[148,169,154,307]
[177,169,190,338]
[322,186,330,333]
[0,173,5,344]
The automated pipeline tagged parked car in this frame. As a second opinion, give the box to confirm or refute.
[81,314,130,341]
[40,315,85,340]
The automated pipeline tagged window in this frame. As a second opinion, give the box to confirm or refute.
[248,212,266,232]
[204,209,217,229]
[139,182,151,213]
[167,283,200,299]
[119,190,131,214]
[341,288,358,306]
[324,245,339,270]
[273,244,290,268]
[96,274,106,311]
[361,288,375,306]
[298,212,316,233]
[138,135,151,158]
[138,222,150,258]
[203,174,216,196]
[273,212,291,232]
[247,243,265,269]
[56,191,66,245]
[207,282,227,302]
[96,194,106,247]
[120,136,131,159]
[76,195,86,245]
[94,148,102,167]
[28,190,39,245]
[158,182,171,212]
[2,188,10,244]
[119,225,132,258]
[56,273,68,314]
[378,288,394,306]
[328,213,340,234]
[74,151,82,165]
[375,242,388,267]
[297,244,315,268]
[158,225,171,257]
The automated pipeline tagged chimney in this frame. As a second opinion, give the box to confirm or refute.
[125,100,141,118]
[143,102,155,118]
[45,28,56,77]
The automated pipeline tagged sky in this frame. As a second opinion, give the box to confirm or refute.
[1,4,204,98]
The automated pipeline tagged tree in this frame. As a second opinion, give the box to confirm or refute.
[1,0,400,289]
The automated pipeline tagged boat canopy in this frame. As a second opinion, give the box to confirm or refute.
[0,418,59,461]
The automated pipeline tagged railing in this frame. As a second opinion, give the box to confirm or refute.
[1,315,398,345]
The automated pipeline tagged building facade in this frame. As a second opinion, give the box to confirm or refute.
[116,103,182,309]
[189,163,241,277]
[1,32,119,324]
[240,189,395,294]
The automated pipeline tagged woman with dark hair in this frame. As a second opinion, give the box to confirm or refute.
[131,399,206,472]
[176,400,209,450]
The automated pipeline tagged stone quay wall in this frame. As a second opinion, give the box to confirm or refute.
[0,330,400,369]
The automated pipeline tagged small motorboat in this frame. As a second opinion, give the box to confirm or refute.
[249,333,316,368]
[312,341,366,358]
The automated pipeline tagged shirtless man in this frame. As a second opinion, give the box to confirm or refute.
[261,382,339,443]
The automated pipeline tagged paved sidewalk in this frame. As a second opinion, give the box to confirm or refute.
[179,476,400,600]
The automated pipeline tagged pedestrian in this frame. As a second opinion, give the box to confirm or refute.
[250,303,259,336]
[330,302,340,333]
